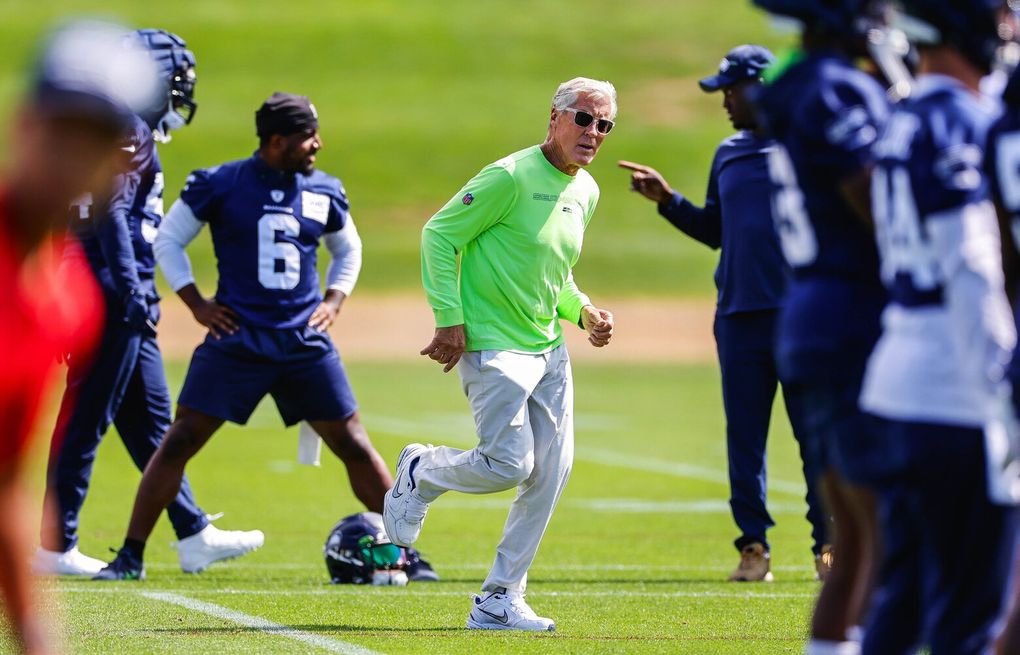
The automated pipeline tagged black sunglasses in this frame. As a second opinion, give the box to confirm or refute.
[564,108,615,134]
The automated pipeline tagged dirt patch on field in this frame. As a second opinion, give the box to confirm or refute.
[624,76,718,129]
[156,295,718,364]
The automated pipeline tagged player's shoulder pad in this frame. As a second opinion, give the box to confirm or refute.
[118,115,155,166]
[183,163,222,192]
[814,61,885,110]
[916,86,995,195]
[719,132,745,149]
[303,169,348,203]
[914,81,996,147]
[185,157,251,190]
[809,64,888,153]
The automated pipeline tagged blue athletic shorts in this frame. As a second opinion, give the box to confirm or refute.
[795,373,890,486]
[178,324,357,426]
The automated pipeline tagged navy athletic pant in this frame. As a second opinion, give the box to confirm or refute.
[862,419,1017,655]
[43,313,208,552]
[714,310,828,554]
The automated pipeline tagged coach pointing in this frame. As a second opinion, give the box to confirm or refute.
[384,77,615,631]
[620,46,828,582]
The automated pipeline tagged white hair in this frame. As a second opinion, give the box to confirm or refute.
[551,77,618,120]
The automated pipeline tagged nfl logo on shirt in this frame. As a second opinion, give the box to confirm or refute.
[271,189,284,203]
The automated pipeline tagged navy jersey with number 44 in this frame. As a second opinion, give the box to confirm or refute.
[179,155,349,329]
[753,52,889,383]
[861,75,1011,427]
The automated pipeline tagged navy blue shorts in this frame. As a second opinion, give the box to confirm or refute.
[178,324,357,426]
[795,373,889,486]
[862,418,1018,653]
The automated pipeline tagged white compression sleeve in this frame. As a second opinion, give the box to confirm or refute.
[154,199,205,292]
[323,214,363,297]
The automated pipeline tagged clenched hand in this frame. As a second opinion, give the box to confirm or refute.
[421,324,467,373]
[581,305,614,348]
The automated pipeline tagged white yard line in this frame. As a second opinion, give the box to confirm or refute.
[80,588,817,600]
[431,496,807,514]
[363,413,808,499]
[138,562,815,572]
[140,591,383,655]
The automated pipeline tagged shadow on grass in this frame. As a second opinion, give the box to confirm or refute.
[145,625,530,635]
[433,576,817,586]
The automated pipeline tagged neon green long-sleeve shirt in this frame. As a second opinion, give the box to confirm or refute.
[421,145,600,353]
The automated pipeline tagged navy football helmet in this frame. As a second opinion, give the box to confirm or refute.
[324,512,408,585]
[132,29,197,139]
[896,0,1007,74]
[752,0,873,34]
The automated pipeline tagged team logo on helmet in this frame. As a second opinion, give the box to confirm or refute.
[462,193,474,205]
[324,512,408,586]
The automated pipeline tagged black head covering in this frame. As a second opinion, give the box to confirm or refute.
[255,91,318,138]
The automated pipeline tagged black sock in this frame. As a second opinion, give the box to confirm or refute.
[121,538,146,561]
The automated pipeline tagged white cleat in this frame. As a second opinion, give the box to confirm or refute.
[467,589,556,632]
[382,443,432,548]
[32,546,106,576]
[177,524,264,574]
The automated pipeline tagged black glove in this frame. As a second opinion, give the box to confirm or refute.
[123,291,156,336]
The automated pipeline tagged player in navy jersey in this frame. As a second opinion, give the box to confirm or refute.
[986,44,1020,655]
[34,29,263,579]
[619,45,829,583]
[95,92,436,582]
[872,3,1020,652]
[750,0,891,651]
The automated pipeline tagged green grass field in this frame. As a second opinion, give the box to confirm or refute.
[6,359,819,654]
[0,0,791,298]
[0,2,827,652]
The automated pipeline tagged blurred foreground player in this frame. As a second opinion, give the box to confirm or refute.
[36,28,263,579]
[875,3,1020,653]
[96,92,435,582]
[0,21,159,654]
[750,0,891,650]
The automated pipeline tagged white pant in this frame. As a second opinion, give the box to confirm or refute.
[414,345,574,593]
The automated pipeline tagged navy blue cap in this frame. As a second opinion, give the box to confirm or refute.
[698,45,775,92]
[30,20,161,131]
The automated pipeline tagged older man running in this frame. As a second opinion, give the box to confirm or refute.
[384,77,616,631]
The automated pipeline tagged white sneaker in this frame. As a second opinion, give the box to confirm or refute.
[382,443,432,548]
[176,524,264,573]
[467,589,556,632]
[32,546,106,576]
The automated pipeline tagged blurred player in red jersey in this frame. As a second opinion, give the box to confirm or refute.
[0,21,159,654]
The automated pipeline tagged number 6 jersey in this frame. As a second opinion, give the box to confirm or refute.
[171,154,349,328]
